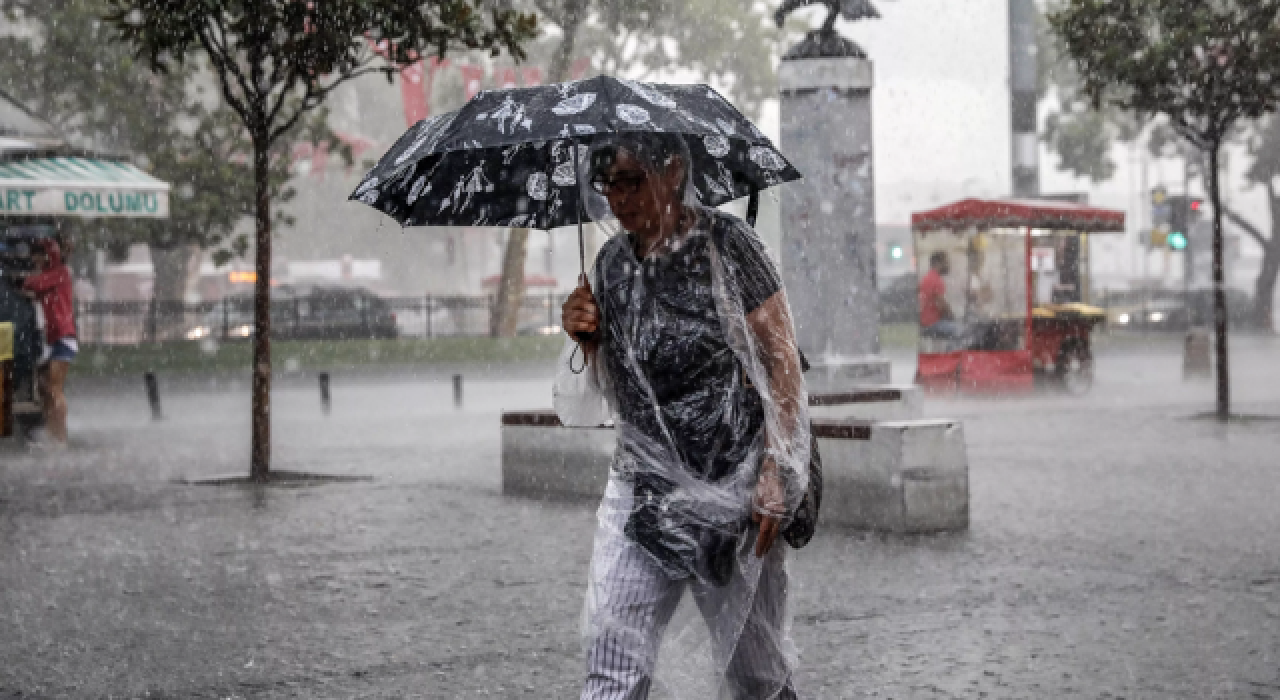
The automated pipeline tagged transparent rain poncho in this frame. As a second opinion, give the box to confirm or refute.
[553,133,810,699]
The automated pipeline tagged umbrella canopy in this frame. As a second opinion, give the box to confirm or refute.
[349,76,800,230]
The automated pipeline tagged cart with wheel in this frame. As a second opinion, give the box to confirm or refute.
[909,198,1124,395]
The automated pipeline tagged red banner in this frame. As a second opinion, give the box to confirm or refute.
[399,61,429,126]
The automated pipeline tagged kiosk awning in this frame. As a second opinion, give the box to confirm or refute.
[0,154,170,219]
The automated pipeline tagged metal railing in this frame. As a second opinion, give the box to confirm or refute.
[74,293,569,345]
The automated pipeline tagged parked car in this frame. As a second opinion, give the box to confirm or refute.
[1108,298,1192,331]
[189,285,398,341]
[1101,288,1254,332]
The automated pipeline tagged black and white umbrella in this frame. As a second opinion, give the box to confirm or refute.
[350,76,800,270]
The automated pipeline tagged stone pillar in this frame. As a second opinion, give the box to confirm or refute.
[1009,0,1040,197]
[779,46,889,389]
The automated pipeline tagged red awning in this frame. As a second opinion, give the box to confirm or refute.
[911,198,1126,233]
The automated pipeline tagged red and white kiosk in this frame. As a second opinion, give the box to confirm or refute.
[910,198,1125,394]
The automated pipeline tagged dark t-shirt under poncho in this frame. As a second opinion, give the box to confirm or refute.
[594,207,781,580]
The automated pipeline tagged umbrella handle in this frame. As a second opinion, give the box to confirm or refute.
[578,208,586,278]
[573,135,593,344]
[746,188,760,227]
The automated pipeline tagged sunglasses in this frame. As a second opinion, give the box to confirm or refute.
[589,171,648,195]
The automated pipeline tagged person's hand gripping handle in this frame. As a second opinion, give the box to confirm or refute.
[752,457,786,557]
[562,274,600,360]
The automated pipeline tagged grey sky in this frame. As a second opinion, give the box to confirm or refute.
[773,0,1014,224]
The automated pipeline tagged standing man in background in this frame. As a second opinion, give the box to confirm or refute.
[23,239,77,446]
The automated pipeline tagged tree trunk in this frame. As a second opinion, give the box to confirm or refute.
[547,0,589,85]
[149,243,201,340]
[1253,192,1280,332]
[150,244,190,302]
[491,0,590,337]
[1207,144,1230,420]
[491,228,528,336]
[251,132,272,479]
[1255,240,1279,332]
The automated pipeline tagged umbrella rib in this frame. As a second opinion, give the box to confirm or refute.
[573,134,586,276]
[598,74,617,136]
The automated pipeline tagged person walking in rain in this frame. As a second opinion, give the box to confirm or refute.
[557,132,811,699]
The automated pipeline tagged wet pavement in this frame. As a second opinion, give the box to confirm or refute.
[2,335,1280,699]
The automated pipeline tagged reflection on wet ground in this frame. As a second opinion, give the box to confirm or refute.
[2,335,1279,698]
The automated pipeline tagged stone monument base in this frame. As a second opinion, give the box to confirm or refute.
[805,355,892,394]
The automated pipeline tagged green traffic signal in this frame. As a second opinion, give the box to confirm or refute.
[889,245,904,260]
[1167,195,1202,250]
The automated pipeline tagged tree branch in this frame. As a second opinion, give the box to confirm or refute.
[1223,205,1268,248]
[195,14,256,121]
[263,64,303,134]
[262,24,292,99]
[266,89,315,146]
[210,11,258,104]
[531,0,566,29]
[264,60,384,146]
[194,26,251,124]
[1170,115,1209,151]
[245,15,267,130]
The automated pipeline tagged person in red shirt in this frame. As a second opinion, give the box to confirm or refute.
[918,251,959,340]
[22,239,77,445]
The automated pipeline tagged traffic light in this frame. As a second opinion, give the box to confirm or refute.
[889,244,904,261]
[1167,195,1203,251]
[1148,186,1171,248]
[1151,186,1170,230]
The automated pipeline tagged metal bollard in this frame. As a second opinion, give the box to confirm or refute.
[318,372,331,414]
[144,372,162,420]
[453,373,463,408]
[1183,328,1212,379]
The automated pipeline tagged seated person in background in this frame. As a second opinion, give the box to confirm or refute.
[919,251,961,339]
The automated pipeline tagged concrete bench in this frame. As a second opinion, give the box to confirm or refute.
[808,385,923,422]
[814,418,968,533]
[501,411,613,500]
[502,411,970,535]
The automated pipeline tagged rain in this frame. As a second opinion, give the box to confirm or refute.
[1,1,1279,698]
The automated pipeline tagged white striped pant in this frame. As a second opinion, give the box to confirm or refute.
[580,486,797,699]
